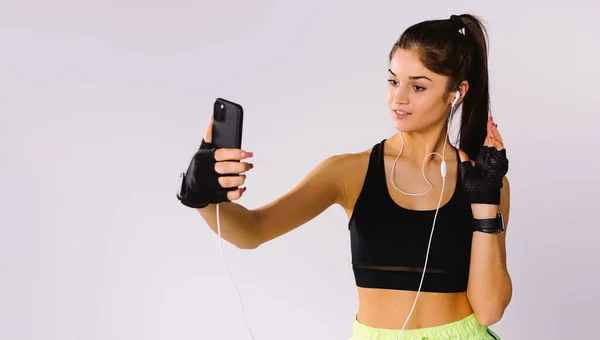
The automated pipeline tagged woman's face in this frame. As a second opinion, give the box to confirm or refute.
[386,48,455,133]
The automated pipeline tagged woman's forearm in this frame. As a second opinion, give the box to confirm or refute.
[467,203,512,326]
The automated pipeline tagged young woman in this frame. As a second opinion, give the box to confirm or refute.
[178,13,511,340]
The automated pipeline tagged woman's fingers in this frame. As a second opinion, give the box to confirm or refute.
[490,137,504,150]
[484,115,504,150]
[484,117,494,147]
[203,116,213,143]
[491,125,504,149]
[484,135,494,147]
[218,175,247,188]
[489,116,504,151]
[457,149,471,163]
[227,187,247,201]
[214,148,253,162]
[213,149,252,201]
[458,149,476,167]
[214,161,253,175]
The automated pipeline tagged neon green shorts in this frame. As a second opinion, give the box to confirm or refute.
[350,313,500,340]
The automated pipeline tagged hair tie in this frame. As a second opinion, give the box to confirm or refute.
[450,15,466,35]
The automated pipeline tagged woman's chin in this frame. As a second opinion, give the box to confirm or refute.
[392,112,413,130]
[393,120,410,132]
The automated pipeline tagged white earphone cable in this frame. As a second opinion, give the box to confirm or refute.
[395,148,446,340]
[394,102,456,339]
[214,95,459,340]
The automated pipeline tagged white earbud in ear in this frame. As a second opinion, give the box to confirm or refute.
[451,90,460,108]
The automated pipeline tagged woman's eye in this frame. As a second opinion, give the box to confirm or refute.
[387,79,398,86]
[413,85,425,92]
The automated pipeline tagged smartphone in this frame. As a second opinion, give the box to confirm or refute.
[212,98,244,150]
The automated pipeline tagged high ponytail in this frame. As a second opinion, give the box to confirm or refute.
[457,15,490,160]
[389,14,491,160]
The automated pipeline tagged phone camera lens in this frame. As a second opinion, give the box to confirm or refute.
[214,102,225,123]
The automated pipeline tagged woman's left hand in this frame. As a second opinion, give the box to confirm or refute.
[457,116,509,206]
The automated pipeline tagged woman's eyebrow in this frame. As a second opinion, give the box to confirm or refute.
[388,69,432,82]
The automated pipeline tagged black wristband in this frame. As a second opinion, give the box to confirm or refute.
[473,213,505,234]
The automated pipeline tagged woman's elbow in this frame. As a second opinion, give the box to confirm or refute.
[469,287,512,326]
[474,308,505,327]
[235,236,262,249]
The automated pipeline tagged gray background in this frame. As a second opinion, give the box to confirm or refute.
[2,0,599,339]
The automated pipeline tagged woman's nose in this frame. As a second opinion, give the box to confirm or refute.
[392,86,409,104]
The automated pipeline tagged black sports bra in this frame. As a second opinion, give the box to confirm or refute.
[348,139,474,293]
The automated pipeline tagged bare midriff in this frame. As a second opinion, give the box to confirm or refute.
[355,287,473,330]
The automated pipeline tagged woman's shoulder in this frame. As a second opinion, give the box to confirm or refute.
[323,143,375,176]
[328,148,371,166]
[322,144,377,209]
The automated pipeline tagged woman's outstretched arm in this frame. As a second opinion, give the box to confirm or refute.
[198,154,349,249]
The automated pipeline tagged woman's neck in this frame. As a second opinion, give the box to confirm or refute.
[388,126,453,165]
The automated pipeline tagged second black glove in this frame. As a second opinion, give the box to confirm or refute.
[458,146,509,205]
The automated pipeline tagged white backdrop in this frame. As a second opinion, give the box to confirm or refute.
[2,0,599,339]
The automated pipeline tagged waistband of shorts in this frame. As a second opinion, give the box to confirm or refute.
[352,313,490,339]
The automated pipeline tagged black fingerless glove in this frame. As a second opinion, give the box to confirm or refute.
[458,146,509,205]
[176,139,233,208]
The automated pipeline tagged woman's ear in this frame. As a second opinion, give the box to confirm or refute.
[457,81,469,103]
[449,81,469,106]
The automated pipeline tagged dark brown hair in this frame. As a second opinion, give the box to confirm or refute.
[389,14,490,160]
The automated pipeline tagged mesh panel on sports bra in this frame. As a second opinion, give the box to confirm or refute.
[353,264,446,273]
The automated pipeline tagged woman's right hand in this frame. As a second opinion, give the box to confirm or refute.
[177,116,254,208]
